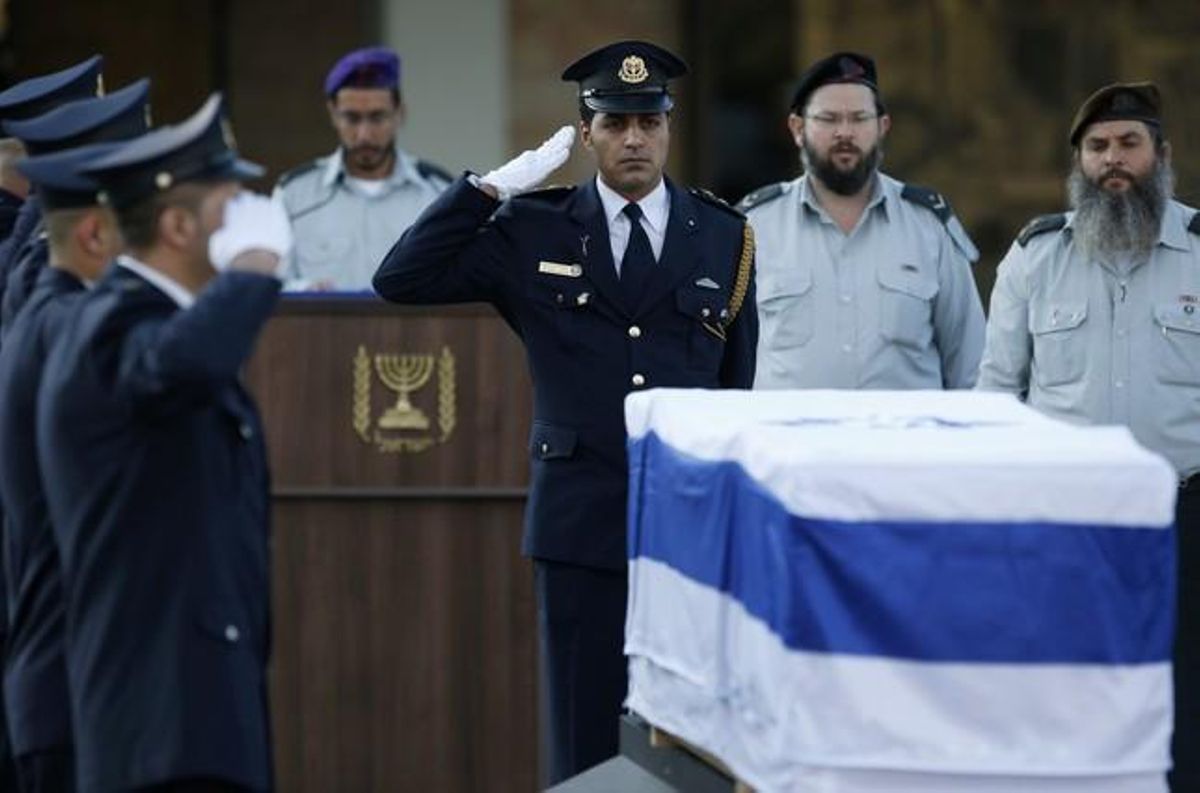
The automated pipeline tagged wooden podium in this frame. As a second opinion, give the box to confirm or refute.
[243,295,538,792]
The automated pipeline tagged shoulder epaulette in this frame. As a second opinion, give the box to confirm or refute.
[416,159,454,185]
[901,183,980,262]
[689,186,744,219]
[275,159,322,189]
[513,184,575,203]
[900,184,954,223]
[1017,213,1067,247]
[736,182,785,213]
[1188,211,1200,236]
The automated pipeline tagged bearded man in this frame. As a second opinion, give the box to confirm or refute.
[977,81,1197,792]
[739,51,984,389]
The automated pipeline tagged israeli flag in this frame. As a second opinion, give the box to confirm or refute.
[624,390,1176,792]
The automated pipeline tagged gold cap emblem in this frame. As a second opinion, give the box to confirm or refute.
[96,73,105,97]
[155,171,173,190]
[618,55,649,85]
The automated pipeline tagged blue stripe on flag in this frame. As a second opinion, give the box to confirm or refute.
[627,432,1175,664]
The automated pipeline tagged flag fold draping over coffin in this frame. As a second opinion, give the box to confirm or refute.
[624,390,1176,793]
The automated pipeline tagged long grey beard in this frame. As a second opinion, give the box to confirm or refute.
[1067,159,1172,263]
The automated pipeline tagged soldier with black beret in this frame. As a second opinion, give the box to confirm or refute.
[273,46,451,291]
[740,51,984,391]
[37,94,290,793]
[978,82,1198,791]
[374,39,757,783]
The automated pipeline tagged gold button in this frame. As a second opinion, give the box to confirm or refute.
[631,373,646,387]
[540,442,550,454]
[701,307,711,318]
[628,326,641,338]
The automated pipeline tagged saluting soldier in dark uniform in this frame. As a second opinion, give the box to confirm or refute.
[0,78,151,330]
[0,80,150,793]
[38,94,290,793]
[374,40,757,783]
[0,139,127,793]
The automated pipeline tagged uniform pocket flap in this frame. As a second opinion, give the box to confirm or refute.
[675,286,725,321]
[529,422,577,460]
[757,267,812,301]
[877,264,938,300]
[1030,302,1087,334]
[1154,302,1200,334]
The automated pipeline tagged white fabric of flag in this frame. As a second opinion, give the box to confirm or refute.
[624,390,1176,793]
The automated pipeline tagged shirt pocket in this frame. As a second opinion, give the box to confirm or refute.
[1154,301,1200,385]
[877,263,937,350]
[757,267,813,349]
[295,234,352,276]
[1029,301,1088,387]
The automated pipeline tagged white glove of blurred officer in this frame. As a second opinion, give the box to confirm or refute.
[208,191,294,276]
[478,125,575,201]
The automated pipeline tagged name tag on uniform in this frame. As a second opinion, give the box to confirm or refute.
[538,261,583,277]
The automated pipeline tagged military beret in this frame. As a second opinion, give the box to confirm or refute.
[0,55,104,123]
[16,140,123,210]
[789,51,880,112]
[1069,82,1162,146]
[325,47,400,97]
[81,93,263,210]
[561,40,688,114]
[2,79,151,155]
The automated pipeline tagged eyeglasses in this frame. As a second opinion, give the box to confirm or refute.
[804,112,879,129]
[333,110,394,127]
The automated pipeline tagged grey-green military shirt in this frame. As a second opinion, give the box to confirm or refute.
[742,173,985,390]
[978,199,1200,476]
[273,147,451,291]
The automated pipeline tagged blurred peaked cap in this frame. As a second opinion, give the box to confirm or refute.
[325,46,400,97]
[3,79,152,155]
[81,93,263,210]
[0,55,104,123]
[1069,81,1162,146]
[16,140,124,210]
[789,51,879,112]
[561,40,688,114]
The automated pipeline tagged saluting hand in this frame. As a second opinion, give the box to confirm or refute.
[480,125,576,200]
[209,192,294,276]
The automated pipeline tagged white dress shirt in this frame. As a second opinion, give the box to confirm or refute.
[595,175,669,274]
[116,255,196,309]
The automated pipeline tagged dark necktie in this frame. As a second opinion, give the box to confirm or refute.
[620,202,654,308]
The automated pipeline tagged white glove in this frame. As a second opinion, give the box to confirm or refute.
[480,125,575,200]
[208,191,294,274]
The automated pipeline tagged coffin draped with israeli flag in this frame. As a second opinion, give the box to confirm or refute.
[624,389,1176,792]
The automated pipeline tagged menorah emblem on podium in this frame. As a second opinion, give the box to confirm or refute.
[352,345,457,453]
[375,353,434,430]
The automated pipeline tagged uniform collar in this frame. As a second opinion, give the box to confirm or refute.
[798,171,888,221]
[115,255,195,309]
[322,145,419,189]
[595,174,670,235]
[1062,199,1191,252]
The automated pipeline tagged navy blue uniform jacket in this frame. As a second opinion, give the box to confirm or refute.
[374,176,757,571]
[37,265,280,793]
[0,266,85,756]
[1,237,49,333]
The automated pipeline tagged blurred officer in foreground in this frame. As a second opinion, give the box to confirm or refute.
[274,45,450,291]
[740,52,984,390]
[374,40,757,783]
[0,53,105,792]
[38,94,289,793]
[0,140,125,793]
[0,78,150,329]
[0,56,105,291]
[976,82,1198,792]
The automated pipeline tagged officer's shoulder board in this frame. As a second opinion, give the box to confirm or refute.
[1188,210,1200,236]
[415,158,454,186]
[275,158,323,190]
[689,187,745,219]
[514,184,575,204]
[901,183,979,263]
[735,182,785,213]
[1017,213,1068,247]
